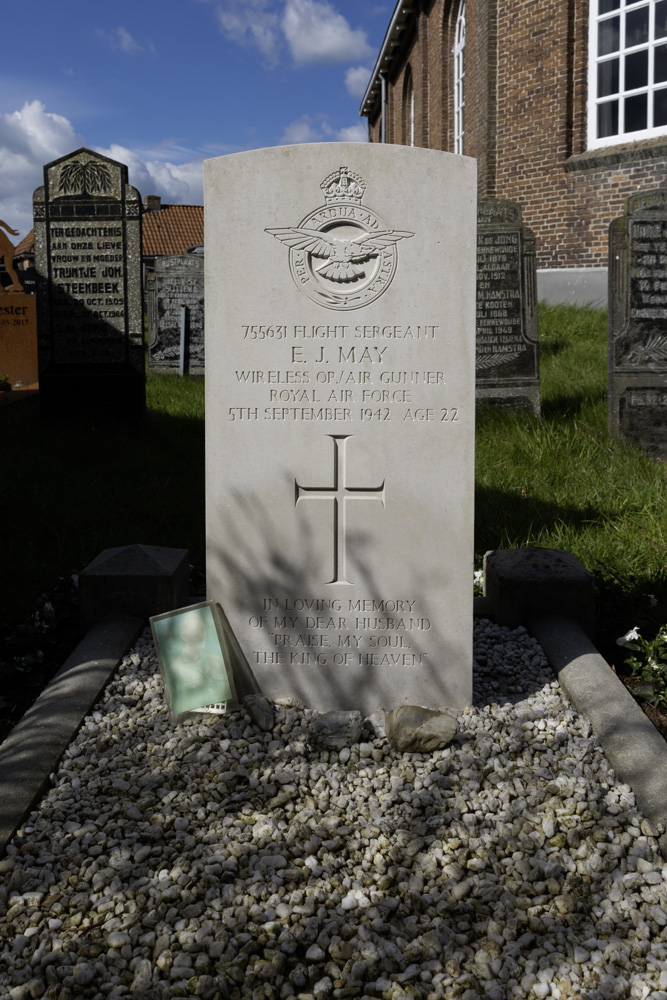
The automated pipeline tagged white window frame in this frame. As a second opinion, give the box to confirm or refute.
[404,68,415,146]
[454,0,466,154]
[588,0,667,148]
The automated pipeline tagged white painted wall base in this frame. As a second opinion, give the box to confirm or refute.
[537,268,608,308]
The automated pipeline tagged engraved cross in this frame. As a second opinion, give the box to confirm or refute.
[295,434,385,585]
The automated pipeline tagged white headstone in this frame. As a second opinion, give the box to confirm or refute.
[204,144,477,714]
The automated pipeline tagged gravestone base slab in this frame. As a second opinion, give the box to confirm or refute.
[79,544,190,628]
[484,547,595,638]
[476,385,541,414]
[34,147,145,423]
[616,379,667,459]
[39,369,145,422]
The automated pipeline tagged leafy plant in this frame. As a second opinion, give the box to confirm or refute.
[618,625,667,707]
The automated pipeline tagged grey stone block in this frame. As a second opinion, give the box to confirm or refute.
[308,711,364,750]
[79,544,190,628]
[385,705,458,753]
[484,547,595,637]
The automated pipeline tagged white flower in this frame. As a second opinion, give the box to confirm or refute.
[617,627,640,646]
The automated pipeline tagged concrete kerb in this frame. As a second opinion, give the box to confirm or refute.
[0,615,143,857]
[529,614,667,851]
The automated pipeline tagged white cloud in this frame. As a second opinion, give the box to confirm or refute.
[335,123,368,142]
[0,102,207,241]
[0,101,84,237]
[278,115,324,144]
[278,114,367,145]
[282,0,372,64]
[215,0,281,64]
[0,94,364,248]
[345,65,371,99]
[97,27,145,54]
[96,143,204,204]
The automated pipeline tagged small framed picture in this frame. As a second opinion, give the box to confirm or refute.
[150,601,238,720]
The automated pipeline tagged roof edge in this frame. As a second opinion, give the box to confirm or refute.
[359,1,415,119]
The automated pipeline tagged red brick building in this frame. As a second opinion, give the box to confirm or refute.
[360,0,667,304]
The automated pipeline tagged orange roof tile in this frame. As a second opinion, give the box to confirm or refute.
[15,232,34,256]
[13,203,205,259]
[141,203,204,256]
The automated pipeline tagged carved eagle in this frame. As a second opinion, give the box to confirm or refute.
[266,227,414,282]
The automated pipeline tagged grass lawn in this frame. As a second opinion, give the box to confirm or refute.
[476,304,667,656]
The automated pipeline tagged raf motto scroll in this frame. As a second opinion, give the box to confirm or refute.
[204,144,477,714]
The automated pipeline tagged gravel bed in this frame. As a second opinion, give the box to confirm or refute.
[1,618,667,1000]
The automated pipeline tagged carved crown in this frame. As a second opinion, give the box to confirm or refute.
[321,167,365,204]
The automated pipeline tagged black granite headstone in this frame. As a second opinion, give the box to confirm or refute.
[147,253,204,373]
[476,198,540,415]
[34,148,145,419]
[609,188,667,459]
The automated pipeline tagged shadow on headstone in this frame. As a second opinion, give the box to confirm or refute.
[79,544,190,628]
[33,148,145,421]
[204,146,478,714]
[483,547,595,639]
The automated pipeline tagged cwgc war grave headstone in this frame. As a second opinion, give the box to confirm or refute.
[609,188,667,459]
[147,253,205,373]
[476,198,540,414]
[0,220,38,390]
[205,144,477,714]
[33,148,145,419]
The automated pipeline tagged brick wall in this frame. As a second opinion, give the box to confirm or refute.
[365,0,667,269]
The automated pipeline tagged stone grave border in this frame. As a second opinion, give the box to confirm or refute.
[2,547,667,856]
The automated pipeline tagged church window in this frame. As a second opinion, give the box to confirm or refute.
[403,67,415,146]
[589,0,667,146]
[454,1,466,154]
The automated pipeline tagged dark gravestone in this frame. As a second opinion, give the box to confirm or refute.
[147,253,204,373]
[476,198,540,415]
[33,148,144,419]
[609,188,667,459]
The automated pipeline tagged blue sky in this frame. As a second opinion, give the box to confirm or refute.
[0,0,390,239]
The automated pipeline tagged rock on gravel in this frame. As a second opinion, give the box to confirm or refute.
[385,705,458,752]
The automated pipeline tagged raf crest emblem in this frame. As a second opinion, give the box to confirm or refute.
[266,167,414,311]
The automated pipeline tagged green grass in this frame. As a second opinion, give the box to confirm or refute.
[476,304,667,650]
[2,307,666,658]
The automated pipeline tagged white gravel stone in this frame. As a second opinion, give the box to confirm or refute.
[1,620,666,999]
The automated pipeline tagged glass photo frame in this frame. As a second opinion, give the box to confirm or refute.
[150,600,238,721]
